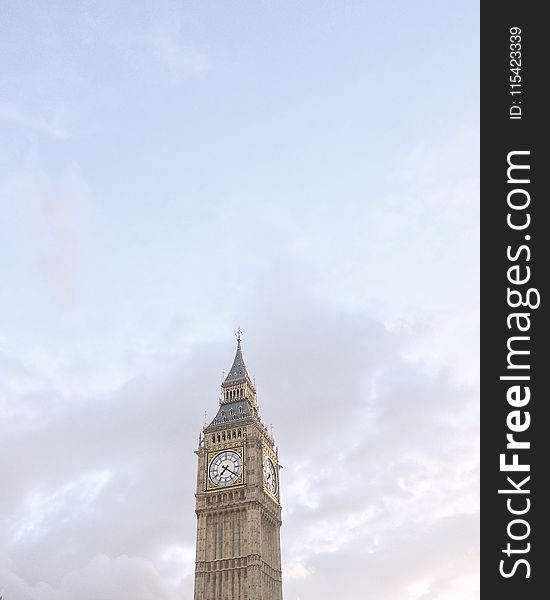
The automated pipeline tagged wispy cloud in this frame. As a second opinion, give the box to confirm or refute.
[1,165,90,306]
[0,103,72,141]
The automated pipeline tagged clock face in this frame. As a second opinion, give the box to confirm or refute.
[209,450,243,487]
[263,457,277,495]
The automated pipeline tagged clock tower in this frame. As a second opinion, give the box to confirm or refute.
[193,332,283,600]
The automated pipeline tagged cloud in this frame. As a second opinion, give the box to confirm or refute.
[0,255,478,599]
[0,553,186,600]
[0,165,90,306]
[77,2,211,78]
[0,103,71,142]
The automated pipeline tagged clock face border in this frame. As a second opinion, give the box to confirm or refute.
[263,456,278,497]
[206,447,245,490]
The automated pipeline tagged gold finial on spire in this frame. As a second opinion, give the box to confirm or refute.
[236,327,242,342]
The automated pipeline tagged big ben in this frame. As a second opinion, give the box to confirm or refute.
[193,331,283,600]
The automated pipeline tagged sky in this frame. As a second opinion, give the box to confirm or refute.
[0,1,479,599]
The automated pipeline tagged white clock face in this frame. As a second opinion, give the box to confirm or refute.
[209,450,243,487]
[263,457,277,494]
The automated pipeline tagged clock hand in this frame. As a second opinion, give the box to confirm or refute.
[219,464,238,477]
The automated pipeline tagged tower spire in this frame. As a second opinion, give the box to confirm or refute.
[222,328,252,388]
[209,329,258,414]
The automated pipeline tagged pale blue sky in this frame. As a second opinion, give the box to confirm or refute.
[1,2,479,599]
[1,0,478,352]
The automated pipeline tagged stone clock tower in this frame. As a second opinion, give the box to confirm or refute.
[193,332,283,600]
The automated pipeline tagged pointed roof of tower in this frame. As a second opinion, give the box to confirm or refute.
[205,330,258,432]
[222,328,251,387]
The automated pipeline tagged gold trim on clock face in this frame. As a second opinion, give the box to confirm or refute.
[209,450,243,487]
[263,457,277,495]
